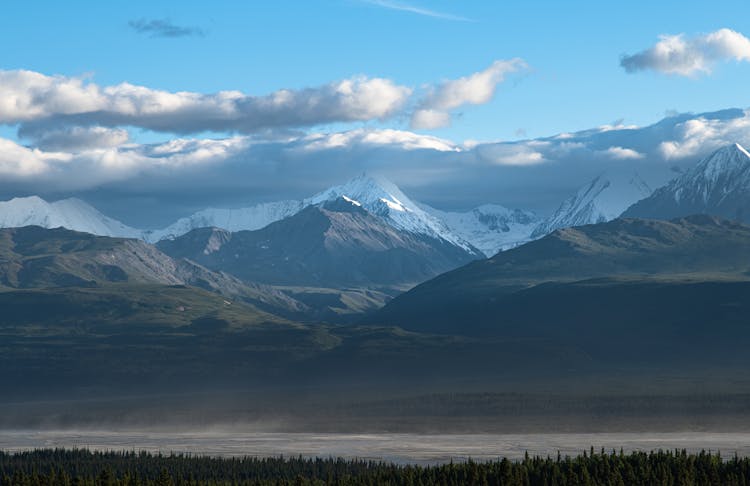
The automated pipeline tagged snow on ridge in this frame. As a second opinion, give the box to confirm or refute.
[305,173,479,252]
[0,196,140,238]
[423,203,540,257]
[142,200,304,243]
[655,142,750,206]
[532,170,652,238]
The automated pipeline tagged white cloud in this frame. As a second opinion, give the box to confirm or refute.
[0,138,71,177]
[0,69,412,134]
[658,111,750,159]
[410,109,452,129]
[302,128,458,152]
[621,28,750,76]
[603,146,645,160]
[19,125,129,151]
[410,59,526,129]
[3,108,750,225]
[475,143,545,166]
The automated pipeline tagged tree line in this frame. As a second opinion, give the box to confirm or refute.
[1,447,749,485]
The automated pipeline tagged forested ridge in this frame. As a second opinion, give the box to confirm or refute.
[1,448,750,485]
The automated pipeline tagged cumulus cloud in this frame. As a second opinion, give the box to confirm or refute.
[410,109,452,130]
[0,138,71,178]
[411,59,526,129]
[475,142,545,166]
[658,111,750,159]
[129,18,205,38]
[0,64,526,138]
[0,69,412,134]
[19,125,129,151]
[621,28,750,76]
[602,146,645,160]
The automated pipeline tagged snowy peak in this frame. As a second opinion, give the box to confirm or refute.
[677,142,750,203]
[307,173,416,215]
[533,170,652,238]
[307,174,481,254]
[0,196,140,238]
[624,142,750,223]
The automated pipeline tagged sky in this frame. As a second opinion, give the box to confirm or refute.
[1,0,750,226]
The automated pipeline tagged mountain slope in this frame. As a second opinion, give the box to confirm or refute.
[157,196,481,288]
[0,226,306,316]
[373,215,750,334]
[624,143,750,222]
[424,204,539,257]
[0,196,140,238]
[532,171,652,238]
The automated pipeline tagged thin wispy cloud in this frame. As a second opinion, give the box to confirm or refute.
[361,0,473,22]
[128,18,205,38]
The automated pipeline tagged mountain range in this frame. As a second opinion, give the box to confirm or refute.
[156,196,481,288]
[0,170,645,260]
[372,214,750,336]
[1,142,750,298]
[5,214,750,420]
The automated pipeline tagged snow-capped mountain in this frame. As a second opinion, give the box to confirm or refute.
[423,204,539,257]
[624,143,750,223]
[143,200,304,243]
[305,174,479,253]
[0,196,140,238]
[150,174,483,255]
[158,196,482,288]
[532,171,652,238]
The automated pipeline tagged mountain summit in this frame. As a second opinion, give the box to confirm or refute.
[306,174,479,253]
[149,173,483,255]
[532,170,652,238]
[625,143,750,222]
[0,196,140,238]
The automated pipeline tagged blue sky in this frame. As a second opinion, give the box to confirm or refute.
[1,0,750,224]
[2,0,748,141]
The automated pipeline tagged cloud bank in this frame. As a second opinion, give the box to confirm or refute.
[621,28,750,76]
[2,108,750,227]
[0,70,412,137]
[0,63,525,150]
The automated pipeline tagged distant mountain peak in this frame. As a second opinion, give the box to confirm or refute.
[532,169,652,238]
[624,142,750,223]
[691,142,750,184]
[307,174,480,253]
[308,173,414,214]
[0,195,140,238]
